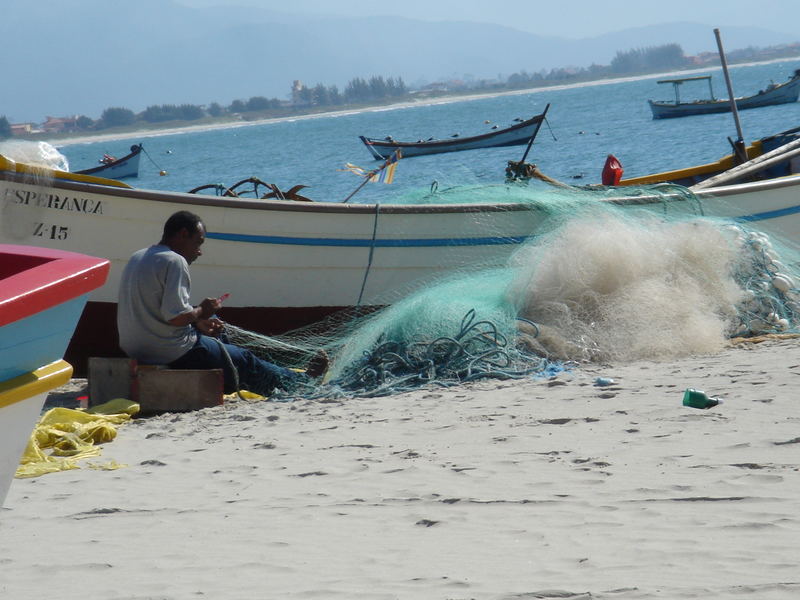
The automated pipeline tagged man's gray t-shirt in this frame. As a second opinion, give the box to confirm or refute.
[117,244,198,364]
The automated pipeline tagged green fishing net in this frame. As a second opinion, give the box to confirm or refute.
[224,180,800,397]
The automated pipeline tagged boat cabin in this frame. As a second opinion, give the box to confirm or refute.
[656,75,716,104]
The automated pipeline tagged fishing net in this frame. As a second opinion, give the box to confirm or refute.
[223,179,800,398]
[0,140,69,171]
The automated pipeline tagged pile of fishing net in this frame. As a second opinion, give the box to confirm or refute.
[222,181,800,399]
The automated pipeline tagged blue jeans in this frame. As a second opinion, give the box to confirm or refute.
[169,334,301,396]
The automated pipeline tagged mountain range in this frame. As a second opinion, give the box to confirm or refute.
[2,0,797,122]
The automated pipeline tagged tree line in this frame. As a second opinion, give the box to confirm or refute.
[505,44,688,88]
[0,75,408,137]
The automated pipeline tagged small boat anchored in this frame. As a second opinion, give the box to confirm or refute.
[360,104,550,159]
[648,69,800,119]
[75,143,143,179]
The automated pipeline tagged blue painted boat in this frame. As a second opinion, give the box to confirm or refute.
[0,244,109,506]
[648,70,800,119]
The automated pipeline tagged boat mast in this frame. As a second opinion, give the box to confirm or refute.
[714,28,747,163]
[518,103,550,164]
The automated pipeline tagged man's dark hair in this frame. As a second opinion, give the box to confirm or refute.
[162,211,203,240]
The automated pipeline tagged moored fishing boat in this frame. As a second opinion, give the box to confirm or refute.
[0,244,110,506]
[617,126,800,187]
[75,143,143,179]
[648,70,800,119]
[360,105,550,159]
[2,151,799,373]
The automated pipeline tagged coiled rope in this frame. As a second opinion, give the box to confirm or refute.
[329,309,551,397]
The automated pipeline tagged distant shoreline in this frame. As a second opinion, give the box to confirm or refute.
[49,56,800,149]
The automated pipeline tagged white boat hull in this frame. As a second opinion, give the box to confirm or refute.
[75,144,142,179]
[0,391,47,505]
[0,361,72,507]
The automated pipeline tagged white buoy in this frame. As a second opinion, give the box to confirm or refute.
[776,318,790,331]
[772,274,795,293]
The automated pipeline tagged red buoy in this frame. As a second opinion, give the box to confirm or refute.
[601,154,623,186]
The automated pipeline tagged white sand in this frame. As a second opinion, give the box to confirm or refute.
[1,338,799,599]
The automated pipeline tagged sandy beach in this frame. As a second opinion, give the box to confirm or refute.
[1,337,798,599]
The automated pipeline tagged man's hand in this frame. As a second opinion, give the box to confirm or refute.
[196,317,225,337]
[168,297,223,327]
[198,297,222,319]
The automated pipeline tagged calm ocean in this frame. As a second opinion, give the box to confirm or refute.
[59,59,800,205]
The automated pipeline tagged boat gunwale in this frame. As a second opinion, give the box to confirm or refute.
[0,244,110,329]
[5,163,800,215]
[0,360,72,411]
[2,169,554,215]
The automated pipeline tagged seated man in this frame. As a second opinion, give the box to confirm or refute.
[117,210,327,396]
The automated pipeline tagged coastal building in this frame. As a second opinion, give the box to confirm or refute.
[9,123,39,136]
[41,116,79,134]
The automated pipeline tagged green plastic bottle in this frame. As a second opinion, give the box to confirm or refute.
[683,388,722,409]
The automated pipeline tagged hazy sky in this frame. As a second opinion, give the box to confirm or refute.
[176,0,800,38]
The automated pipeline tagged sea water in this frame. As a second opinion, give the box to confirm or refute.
[56,58,800,206]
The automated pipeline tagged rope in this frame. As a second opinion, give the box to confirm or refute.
[211,337,247,401]
[140,145,166,173]
[329,309,552,397]
[356,202,381,306]
[544,116,558,141]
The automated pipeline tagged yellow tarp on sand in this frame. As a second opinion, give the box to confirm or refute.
[16,398,140,479]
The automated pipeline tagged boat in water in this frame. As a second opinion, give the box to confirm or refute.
[0,244,109,506]
[75,143,143,179]
[2,150,799,373]
[618,126,800,187]
[648,70,800,119]
[360,105,549,159]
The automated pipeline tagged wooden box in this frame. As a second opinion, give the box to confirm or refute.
[88,357,224,415]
